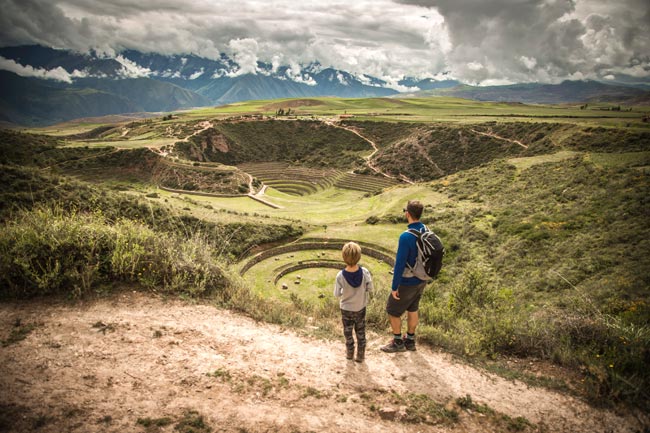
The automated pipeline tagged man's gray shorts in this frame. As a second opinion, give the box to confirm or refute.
[386,282,427,317]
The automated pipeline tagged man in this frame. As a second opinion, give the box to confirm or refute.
[381,200,428,353]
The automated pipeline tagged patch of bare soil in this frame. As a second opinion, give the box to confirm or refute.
[0,292,647,433]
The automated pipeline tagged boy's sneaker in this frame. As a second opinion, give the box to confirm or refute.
[403,336,416,351]
[380,339,406,353]
[355,347,365,362]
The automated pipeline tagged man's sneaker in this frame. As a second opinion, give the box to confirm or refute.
[403,337,416,351]
[380,339,406,353]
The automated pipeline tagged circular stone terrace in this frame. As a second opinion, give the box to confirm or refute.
[239,238,396,298]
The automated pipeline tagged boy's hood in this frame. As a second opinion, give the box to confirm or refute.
[342,267,363,288]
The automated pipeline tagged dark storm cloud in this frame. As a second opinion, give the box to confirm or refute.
[0,0,86,50]
[397,0,650,83]
[0,0,648,85]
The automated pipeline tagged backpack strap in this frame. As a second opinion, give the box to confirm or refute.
[404,229,423,272]
[405,225,429,237]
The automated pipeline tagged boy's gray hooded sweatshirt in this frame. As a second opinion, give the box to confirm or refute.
[333,267,373,312]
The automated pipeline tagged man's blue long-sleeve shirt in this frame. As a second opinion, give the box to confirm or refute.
[391,221,426,291]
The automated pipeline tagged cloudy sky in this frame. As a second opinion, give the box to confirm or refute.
[1,0,648,85]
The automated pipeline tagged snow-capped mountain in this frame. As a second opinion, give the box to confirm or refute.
[1,45,441,125]
[2,45,645,127]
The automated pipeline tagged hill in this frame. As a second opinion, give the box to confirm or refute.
[1,97,649,421]
[0,70,210,126]
[0,45,402,125]
[2,45,649,126]
[406,80,650,105]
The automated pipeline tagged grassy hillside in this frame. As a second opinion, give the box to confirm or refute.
[162,96,649,128]
[0,129,251,195]
[0,130,304,263]
[174,119,371,168]
[0,71,211,126]
[2,96,649,409]
[35,95,649,137]
[59,147,251,194]
[418,80,650,105]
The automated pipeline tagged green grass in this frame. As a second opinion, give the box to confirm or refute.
[3,98,649,409]
[26,96,650,142]
[586,151,650,169]
[0,205,229,298]
[242,248,392,306]
[506,150,581,170]
[230,184,444,226]
[184,96,648,126]
[64,138,179,149]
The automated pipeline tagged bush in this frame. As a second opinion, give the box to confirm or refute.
[365,215,379,225]
[0,206,227,299]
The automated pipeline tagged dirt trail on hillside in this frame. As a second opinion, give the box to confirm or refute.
[325,121,414,184]
[0,292,646,433]
[150,120,214,157]
[471,129,529,149]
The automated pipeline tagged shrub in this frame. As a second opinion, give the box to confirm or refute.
[365,215,379,225]
[0,206,227,299]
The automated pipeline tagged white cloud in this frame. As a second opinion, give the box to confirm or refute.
[478,78,516,87]
[271,55,282,73]
[0,0,647,85]
[382,79,419,92]
[226,38,259,76]
[0,55,87,82]
[285,62,317,86]
[211,69,227,79]
[115,55,151,78]
[520,56,537,70]
[188,68,204,80]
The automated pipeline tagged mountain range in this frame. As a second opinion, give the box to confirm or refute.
[0,45,648,126]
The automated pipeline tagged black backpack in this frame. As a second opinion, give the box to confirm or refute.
[405,227,445,281]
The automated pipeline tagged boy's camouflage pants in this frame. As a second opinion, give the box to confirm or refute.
[341,307,366,350]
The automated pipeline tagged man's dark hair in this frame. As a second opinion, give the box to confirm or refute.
[406,200,424,220]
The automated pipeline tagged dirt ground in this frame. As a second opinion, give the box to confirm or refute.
[0,291,647,433]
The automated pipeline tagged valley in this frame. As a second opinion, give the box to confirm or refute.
[1,96,649,432]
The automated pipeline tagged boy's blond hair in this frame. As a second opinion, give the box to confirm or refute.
[342,242,361,266]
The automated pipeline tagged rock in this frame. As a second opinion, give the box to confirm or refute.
[281,283,288,290]
[378,407,398,421]
[378,407,407,421]
[294,281,300,285]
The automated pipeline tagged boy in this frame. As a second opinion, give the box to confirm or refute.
[334,242,373,362]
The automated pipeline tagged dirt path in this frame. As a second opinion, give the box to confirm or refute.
[471,129,529,149]
[325,121,413,184]
[150,120,214,157]
[0,292,646,433]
